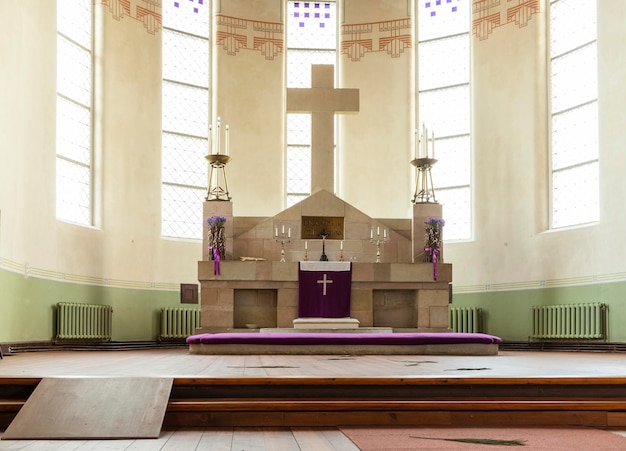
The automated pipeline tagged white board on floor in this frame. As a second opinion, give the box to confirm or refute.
[2,377,173,440]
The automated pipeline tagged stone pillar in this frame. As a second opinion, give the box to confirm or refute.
[412,202,443,263]
[202,201,234,261]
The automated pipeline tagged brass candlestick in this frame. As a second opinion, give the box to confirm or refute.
[411,157,438,204]
[205,154,232,201]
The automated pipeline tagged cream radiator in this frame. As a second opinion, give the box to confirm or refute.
[449,307,483,333]
[160,307,201,339]
[56,302,112,340]
[531,303,606,339]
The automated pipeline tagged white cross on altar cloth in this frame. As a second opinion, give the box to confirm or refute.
[317,274,333,296]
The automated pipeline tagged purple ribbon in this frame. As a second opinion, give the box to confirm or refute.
[424,247,440,280]
[211,246,221,276]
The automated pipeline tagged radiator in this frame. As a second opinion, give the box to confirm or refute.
[56,302,112,340]
[449,307,483,333]
[160,307,201,339]
[531,303,606,339]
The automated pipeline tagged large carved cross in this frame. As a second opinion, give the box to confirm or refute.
[286,65,360,194]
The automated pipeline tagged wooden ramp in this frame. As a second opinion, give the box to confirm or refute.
[2,377,172,440]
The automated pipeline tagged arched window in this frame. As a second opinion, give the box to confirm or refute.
[418,0,471,241]
[286,1,337,207]
[56,0,93,225]
[162,0,210,239]
[549,0,598,228]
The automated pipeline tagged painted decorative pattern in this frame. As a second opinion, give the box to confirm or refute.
[97,0,162,34]
[342,18,412,62]
[472,0,540,41]
[216,15,284,60]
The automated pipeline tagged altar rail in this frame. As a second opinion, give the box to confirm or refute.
[160,307,201,339]
[55,302,112,340]
[531,303,607,340]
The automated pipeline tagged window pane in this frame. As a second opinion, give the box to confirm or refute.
[287,49,335,88]
[287,1,336,50]
[550,0,598,229]
[56,158,91,225]
[287,114,311,145]
[418,0,469,41]
[57,36,91,106]
[418,34,469,91]
[419,85,470,138]
[286,1,336,201]
[162,133,208,187]
[163,0,209,37]
[552,163,599,228]
[162,81,209,137]
[551,44,597,113]
[57,0,91,47]
[435,186,471,241]
[287,145,311,193]
[57,0,92,226]
[56,97,91,164]
[550,0,596,57]
[163,29,209,87]
[552,102,598,170]
[162,184,205,239]
[429,135,470,188]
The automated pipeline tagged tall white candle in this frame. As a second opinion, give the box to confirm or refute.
[275,227,278,237]
[377,226,380,236]
[422,123,427,157]
[432,130,435,159]
[384,229,387,239]
[305,241,308,250]
[209,124,213,154]
[414,129,418,159]
[370,229,373,239]
[216,117,221,154]
[282,225,285,234]
[288,227,291,238]
[340,241,343,250]
[225,125,229,156]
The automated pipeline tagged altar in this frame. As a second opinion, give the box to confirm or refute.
[197,259,451,332]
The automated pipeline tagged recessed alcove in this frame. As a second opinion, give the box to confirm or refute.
[233,289,278,329]
[373,290,416,328]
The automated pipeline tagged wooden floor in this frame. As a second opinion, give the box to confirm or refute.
[1,349,626,450]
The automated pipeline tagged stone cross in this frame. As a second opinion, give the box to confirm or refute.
[317,273,334,296]
[287,64,360,194]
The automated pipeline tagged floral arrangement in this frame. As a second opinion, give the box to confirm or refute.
[207,215,226,274]
[424,216,445,280]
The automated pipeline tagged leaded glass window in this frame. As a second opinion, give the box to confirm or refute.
[162,0,210,239]
[286,1,336,207]
[418,0,471,240]
[56,0,92,225]
[550,0,599,228]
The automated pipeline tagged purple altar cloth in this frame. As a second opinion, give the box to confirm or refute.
[187,332,502,346]
[298,262,352,318]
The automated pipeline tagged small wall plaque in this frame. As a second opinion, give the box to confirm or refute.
[180,284,198,304]
[301,216,344,240]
